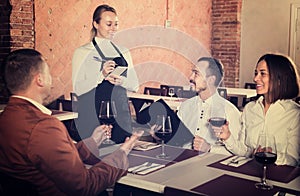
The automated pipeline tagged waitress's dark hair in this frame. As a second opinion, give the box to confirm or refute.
[90,4,117,40]
[257,53,299,103]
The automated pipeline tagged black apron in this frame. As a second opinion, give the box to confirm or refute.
[76,39,132,143]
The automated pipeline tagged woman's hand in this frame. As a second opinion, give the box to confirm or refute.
[102,60,116,77]
[105,73,123,86]
[91,125,112,147]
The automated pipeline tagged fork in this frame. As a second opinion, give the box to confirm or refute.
[131,162,153,174]
[227,156,248,165]
[139,143,158,149]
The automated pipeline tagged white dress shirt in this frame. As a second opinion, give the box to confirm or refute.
[72,37,139,96]
[225,96,300,166]
[12,95,51,115]
[177,92,242,155]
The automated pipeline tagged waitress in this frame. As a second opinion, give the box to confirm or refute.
[72,4,139,143]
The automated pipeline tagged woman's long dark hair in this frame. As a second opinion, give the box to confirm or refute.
[257,53,299,103]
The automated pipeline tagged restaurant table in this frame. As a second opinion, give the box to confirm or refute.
[127,92,184,111]
[113,145,300,195]
[127,88,257,111]
[0,104,78,121]
[226,87,257,107]
[51,110,78,121]
[226,87,256,98]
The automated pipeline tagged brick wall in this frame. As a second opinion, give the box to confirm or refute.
[0,0,12,101]
[211,0,242,87]
[0,0,242,102]
[0,0,35,102]
[9,0,35,49]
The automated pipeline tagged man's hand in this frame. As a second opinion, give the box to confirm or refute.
[212,121,231,141]
[193,136,211,152]
[91,125,112,147]
[120,131,144,155]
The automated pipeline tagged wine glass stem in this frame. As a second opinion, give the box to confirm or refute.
[161,140,165,155]
[262,165,267,184]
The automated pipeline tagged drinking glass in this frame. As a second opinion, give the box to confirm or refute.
[98,100,117,144]
[168,88,175,97]
[254,134,277,190]
[208,117,226,145]
[153,115,172,158]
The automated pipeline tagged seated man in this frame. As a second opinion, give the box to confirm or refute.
[0,49,142,195]
[177,57,241,155]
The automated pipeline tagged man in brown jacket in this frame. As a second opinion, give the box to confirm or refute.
[0,49,142,195]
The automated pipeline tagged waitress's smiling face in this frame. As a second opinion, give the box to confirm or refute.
[94,11,119,39]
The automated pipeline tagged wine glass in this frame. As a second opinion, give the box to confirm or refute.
[153,115,172,158]
[208,117,226,145]
[98,100,117,144]
[254,134,277,190]
[168,88,175,97]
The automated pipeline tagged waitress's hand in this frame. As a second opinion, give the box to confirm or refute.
[105,74,122,85]
[102,60,116,77]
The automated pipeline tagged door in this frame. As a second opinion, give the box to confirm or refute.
[289,3,300,72]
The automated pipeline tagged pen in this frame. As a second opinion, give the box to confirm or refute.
[93,56,106,63]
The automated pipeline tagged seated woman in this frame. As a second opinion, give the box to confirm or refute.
[217,53,300,166]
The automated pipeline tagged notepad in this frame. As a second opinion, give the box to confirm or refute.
[107,66,127,77]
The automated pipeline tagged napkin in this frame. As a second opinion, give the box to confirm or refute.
[133,141,161,151]
[128,162,165,175]
[220,156,252,167]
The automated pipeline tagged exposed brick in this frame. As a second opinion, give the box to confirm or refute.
[0,0,242,101]
[211,0,242,87]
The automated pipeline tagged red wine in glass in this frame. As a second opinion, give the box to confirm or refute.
[254,134,277,190]
[208,117,226,145]
[99,116,115,125]
[99,101,117,144]
[155,129,172,141]
[254,152,277,165]
[154,115,172,159]
[209,117,226,127]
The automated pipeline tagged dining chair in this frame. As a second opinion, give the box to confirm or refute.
[160,85,183,97]
[243,82,257,107]
[144,87,167,96]
[217,88,227,99]
[56,98,81,142]
[46,95,65,110]
[178,90,197,98]
[70,92,78,102]
[244,82,256,89]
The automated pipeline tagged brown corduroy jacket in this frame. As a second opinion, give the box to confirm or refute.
[0,97,128,196]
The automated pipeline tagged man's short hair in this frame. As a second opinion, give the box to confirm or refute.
[3,49,43,94]
[197,57,224,86]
